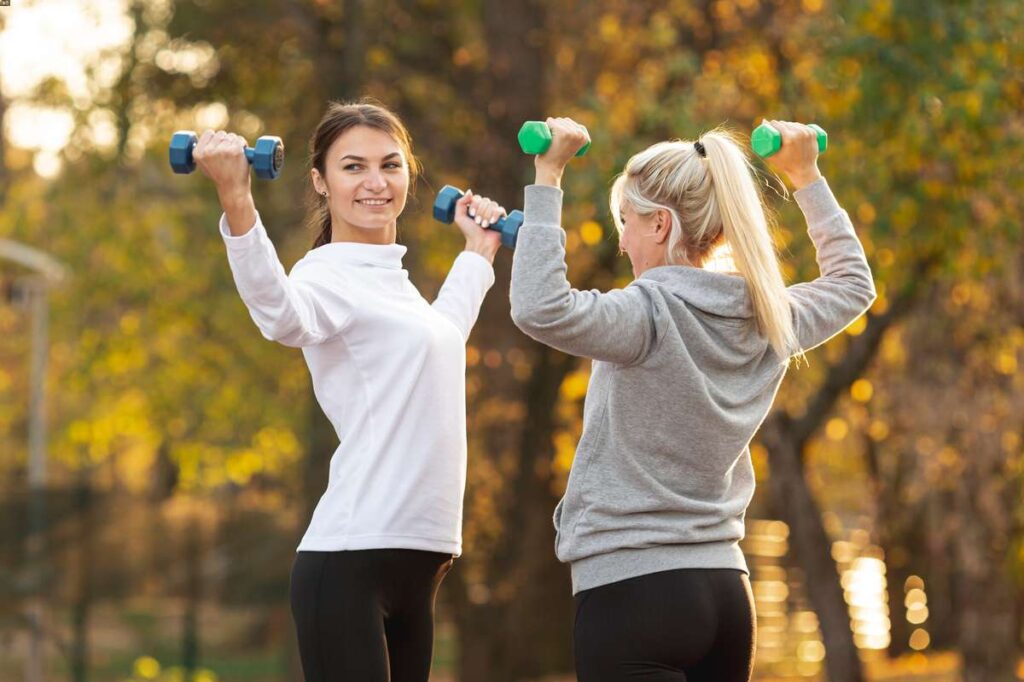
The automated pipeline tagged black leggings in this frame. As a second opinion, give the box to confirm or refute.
[573,568,755,682]
[289,549,454,682]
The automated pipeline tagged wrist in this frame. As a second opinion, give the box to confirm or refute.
[464,240,498,263]
[788,166,823,191]
[220,190,257,236]
[218,186,254,213]
[534,162,563,188]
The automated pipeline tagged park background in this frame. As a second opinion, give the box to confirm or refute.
[0,0,1022,680]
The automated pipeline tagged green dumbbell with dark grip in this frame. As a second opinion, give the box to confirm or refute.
[518,121,591,157]
[751,122,827,159]
[169,131,285,179]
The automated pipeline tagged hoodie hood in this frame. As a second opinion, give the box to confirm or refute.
[639,265,754,322]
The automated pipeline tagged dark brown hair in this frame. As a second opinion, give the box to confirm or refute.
[308,99,420,248]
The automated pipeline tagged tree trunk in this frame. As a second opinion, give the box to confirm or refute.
[763,417,864,682]
[183,516,201,680]
[951,426,1018,682]
[863,434,918,657]
[70,476,94,682]
[449,2,583,679]
[0,70,7,207]
[762,272,926,681]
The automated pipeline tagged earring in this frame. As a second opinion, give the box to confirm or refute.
[322,191,329,198]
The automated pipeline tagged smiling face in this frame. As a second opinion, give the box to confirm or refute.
[311,125,411,244]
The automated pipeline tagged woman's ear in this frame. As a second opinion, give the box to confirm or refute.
[653,208,672,245]
[311,168,326,196]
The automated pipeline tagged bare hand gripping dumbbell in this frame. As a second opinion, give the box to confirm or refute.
[751,120,827,159]
[433,186,522,250]
[169,130,284,180]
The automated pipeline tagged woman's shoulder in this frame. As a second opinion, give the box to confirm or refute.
[288,247,357,285]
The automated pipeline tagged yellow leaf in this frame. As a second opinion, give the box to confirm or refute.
[851,379,874,403]
[826,418,849,441]
[133,656,161,680]
[579,220,603,246]
[560,370,590,401]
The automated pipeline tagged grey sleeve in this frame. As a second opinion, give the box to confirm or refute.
[786,178,878,352]
[509,184,655,365]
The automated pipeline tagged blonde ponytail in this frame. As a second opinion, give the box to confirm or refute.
[609,128,800,360]
[700,131,799,359]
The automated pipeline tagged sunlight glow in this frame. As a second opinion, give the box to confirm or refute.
[1,0,133,174]
[0,0,133,99]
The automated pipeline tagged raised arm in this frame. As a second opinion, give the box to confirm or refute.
[786,178,877,351]
[430,189,500,340]
[431,250,496,341]
[220,215,352,347]
[195,129,352,347]
[510,118,655,365]
[760,120,876,352]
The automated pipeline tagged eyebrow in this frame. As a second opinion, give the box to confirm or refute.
[339,153,403,162]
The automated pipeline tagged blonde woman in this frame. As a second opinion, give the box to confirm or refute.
[510,118,875,681]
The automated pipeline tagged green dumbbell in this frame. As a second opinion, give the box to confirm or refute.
[518,121,591,157]
[751,122,827,159]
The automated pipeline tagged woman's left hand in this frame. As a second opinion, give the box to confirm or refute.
[454,189,503,262]
[534,117,590,187]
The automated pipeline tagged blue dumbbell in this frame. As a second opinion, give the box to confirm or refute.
[169,131,285,180]
[432,185,523,250]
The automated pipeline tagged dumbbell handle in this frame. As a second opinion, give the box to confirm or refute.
[174,137,259,170]
[751,122,827,159]
[169,131,284,179]
[432,185,523,250]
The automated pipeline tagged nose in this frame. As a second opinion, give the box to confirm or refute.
[364,169,387,192]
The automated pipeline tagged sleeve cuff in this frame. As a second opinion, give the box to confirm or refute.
[524,184,564,228]
[219,211,265,253]
[793,177,843,225]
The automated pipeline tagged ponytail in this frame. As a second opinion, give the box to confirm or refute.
[312,197,332,249]
[610,129,800,360]
[701,131,799,360]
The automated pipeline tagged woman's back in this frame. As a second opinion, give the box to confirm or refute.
[543,257,789,594]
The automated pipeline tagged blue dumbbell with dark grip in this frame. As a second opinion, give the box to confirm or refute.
[432,185,523,250]
[169,131,285,180]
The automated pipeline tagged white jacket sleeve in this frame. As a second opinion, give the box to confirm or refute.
[430,251,496,342]
[220,213,352,347]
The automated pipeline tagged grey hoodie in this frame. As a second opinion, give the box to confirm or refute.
[509,178,876,594]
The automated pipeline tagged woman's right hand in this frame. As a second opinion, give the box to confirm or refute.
[193,130,253,204]
[763,120,823,190]
[193,130,257,234]
[534,117,590,187]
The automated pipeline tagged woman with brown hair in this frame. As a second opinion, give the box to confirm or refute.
[192,100,506,681]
